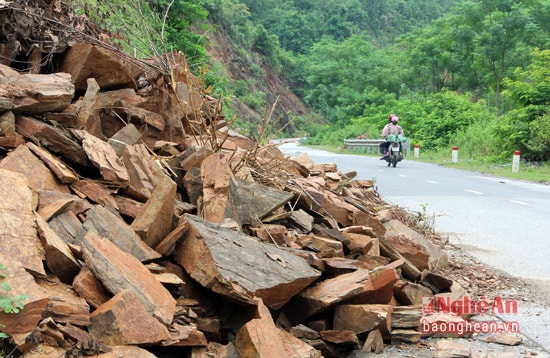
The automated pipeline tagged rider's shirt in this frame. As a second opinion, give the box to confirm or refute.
[382,123,404,137]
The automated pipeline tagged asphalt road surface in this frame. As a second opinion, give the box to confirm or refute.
[277,142,550,350]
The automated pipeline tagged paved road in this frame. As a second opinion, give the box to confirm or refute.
[279,142,550,279]
[278,142,550,350]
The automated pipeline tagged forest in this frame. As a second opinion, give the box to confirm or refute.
[73,0,550,162]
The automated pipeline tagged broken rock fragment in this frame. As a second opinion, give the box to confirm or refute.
[0,169,45,277]
[176,214,321,309]
[0,253,50,345]
[81,231,176,325]
[200,153,233,224]
[75,129,129,187]
[384,219,447,270]
[38,275,91,327]
[72,265,111,309]
[35,213,80,284]
[121,143,166,201]
[89,289,171,345]
[283,266,398,324]
[0,64,74,113]
[82,205,161,262]
[333,304,392,335]
[59,43,143,92]
[235,299,287,357]
[130,174,177,248]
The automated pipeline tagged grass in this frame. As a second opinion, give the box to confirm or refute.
[409,150,550,184]
[307,144,550,184]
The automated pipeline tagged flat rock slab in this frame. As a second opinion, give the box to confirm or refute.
[229,177,294,226]
[15,115,90,166]
[89,289,170,345]
[0,144,69,194]
[82,231,176,325]
[0,64,74,113]
[0,169,45,277]
[283,267,399,324]
[26,142,79,184]
[83,205,161,262]
[176,214,321,310]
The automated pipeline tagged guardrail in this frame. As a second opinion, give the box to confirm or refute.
[344,138,411,156]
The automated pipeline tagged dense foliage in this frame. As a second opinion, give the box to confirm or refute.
[203,0,550,161]
[498,49,550,160]
[74,0,550,161]
[240,0,459,50]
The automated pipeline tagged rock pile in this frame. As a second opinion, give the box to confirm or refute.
[0,2,530,357]
[0,44,463,358]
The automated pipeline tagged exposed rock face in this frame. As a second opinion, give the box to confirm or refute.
[203,23,312,134]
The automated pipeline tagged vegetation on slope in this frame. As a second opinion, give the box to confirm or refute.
[71,0,550,163]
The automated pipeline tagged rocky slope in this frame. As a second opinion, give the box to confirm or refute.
[203,22,312,137]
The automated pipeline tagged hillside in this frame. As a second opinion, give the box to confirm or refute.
[204,23,312,137]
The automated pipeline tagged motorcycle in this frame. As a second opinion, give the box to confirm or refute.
[383,134,406,167]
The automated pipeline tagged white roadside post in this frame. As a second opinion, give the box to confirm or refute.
[512,150,521,173]
[414,144,420,158]
[451,146,459,163]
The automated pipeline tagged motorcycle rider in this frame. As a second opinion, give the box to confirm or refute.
[380,114,404,159]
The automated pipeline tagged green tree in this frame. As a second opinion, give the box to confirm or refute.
[498,48,550,160]
[303,35,395,122]
[472,1,531,110]
[408,90,491,149]
[149,0,209,64]
[252,24,279,62]
[205,0,254,48]
[263,7,319,55]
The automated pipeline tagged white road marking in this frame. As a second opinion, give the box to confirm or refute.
[400,174,407,177]
[510,200,530,206]
[426,180,438,184]
[465,189,484,195]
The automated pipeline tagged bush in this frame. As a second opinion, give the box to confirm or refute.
[454,118,503,162]
[495,106,550,161]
